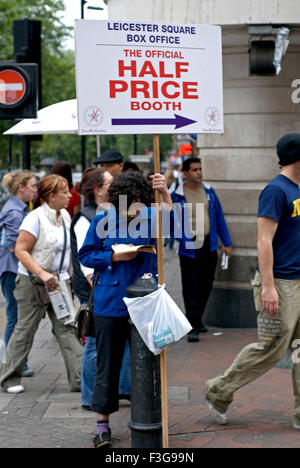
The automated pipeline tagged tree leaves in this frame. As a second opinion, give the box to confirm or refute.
[0,1,174,170]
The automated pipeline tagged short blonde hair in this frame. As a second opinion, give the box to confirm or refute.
[2,170,35,195]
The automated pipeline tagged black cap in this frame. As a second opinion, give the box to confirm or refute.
[94,150,123,165]
[277,133,300,166]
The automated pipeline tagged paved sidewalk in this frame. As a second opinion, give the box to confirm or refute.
[0,250,300,448]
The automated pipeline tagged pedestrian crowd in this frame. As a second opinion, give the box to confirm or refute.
[0,133,300,447]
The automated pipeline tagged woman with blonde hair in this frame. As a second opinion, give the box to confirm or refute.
[0,171,37,377]
[0,174,82,394]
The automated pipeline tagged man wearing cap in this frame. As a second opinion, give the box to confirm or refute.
[205,133,300,430]
[94,150,124,178]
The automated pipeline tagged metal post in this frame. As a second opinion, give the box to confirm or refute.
[127,275,162,448]
[129,323,162,448]
[81,135,86,172]
[21,136,31,169]
[96,135,101,158]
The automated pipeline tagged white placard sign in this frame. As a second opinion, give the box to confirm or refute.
[75,20,223,135]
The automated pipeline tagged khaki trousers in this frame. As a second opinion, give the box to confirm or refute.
[205,272,300,426]
[0,274,82,391]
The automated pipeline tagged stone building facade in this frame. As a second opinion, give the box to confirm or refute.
[105,0,300,326]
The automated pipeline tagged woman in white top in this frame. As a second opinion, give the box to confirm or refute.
[0,175,83,394]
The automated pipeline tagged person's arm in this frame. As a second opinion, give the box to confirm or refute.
[74,216,95,283]
[79,215,137,269]
[213,191,232,256]
[257,216,279,316]
[3,209,25,252]
[15,231,57,290]
[150,173,172,209]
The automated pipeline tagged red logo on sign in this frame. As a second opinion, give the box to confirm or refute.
[0,70,26,106]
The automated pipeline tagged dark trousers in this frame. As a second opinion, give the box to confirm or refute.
[179,236,218,332]
[91,315,131,415]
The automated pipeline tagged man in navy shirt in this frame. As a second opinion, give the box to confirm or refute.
[205,133,300,430]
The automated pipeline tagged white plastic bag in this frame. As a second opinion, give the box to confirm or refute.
[123,287,192,355]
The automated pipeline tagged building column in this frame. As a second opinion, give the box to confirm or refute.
[202,26,300,327]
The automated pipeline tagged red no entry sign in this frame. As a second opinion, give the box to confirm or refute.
[0,68,28,107]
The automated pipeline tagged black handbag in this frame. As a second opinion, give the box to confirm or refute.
[75,271,100,339]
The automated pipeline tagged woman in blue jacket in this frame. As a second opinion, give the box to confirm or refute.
[0,171,37,376]
[79,171,172,449]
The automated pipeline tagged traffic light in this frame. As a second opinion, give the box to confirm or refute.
[0,62,38,120]
[14,19,42,107]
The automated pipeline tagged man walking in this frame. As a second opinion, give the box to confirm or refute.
[205,134,300,430]
[171,157,232,342]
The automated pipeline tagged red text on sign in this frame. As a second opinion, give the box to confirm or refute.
[109,58,198,111]
[118,60,189,78]
[109,80,198,100]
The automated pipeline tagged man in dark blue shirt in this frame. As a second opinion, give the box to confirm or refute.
[205,133,300,430]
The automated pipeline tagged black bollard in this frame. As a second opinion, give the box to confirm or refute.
[127,274,163,448]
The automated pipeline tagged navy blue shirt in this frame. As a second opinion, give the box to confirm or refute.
[258,174,300,279]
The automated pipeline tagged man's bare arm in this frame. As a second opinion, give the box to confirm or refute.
[257,216,279,316]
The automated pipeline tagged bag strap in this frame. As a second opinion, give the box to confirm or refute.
[58,218,67,278]
[88,271,100,308]
[85,215,107,307]
[27,216,67,282]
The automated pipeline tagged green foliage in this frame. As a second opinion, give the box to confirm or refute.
[0,0,74,169]
[0,1,174,171]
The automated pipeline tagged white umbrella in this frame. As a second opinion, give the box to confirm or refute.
[3,99,78,135]
[3,98,101,158]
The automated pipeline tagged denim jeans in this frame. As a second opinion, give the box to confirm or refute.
[81,336,131,407]
[0,272,31,373]
[0,272,18,348]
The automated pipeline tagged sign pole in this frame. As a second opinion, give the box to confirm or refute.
[153,133,169,449]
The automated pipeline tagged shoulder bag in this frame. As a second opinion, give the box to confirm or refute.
[75,271,100,340]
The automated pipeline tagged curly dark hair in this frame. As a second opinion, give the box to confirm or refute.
[108,172,154,212]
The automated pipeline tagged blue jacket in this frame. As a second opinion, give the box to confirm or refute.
[171,182,232,258]
[0,196,29,276]
[79,208,159,318]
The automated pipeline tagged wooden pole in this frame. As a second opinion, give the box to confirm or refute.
[153,134,169,449]
[96,135,101,157]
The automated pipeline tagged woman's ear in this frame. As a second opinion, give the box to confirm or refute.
[48,192,55,203]
[94,186,103,197]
